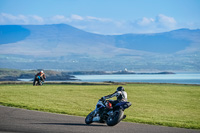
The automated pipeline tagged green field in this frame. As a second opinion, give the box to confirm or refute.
[0,83,199,129]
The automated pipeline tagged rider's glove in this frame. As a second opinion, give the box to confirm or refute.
[100,97,103,101]
[100,97,105,101]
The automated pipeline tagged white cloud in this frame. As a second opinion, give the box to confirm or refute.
[128,14,178,33]
[28,15,44,24]
[156,14,177,28]
[137,17,155,26]
[0,13,26,24]
[50,15,70,23]
[70,14,84,20]
[65,14,178,34]
[0,13,195,34]
[0,13,44,25]
[86,16,112,22]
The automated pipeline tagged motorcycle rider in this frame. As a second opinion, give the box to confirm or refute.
[91,86,128,122]
[86,86,131,124]
[35,70,46,82]
[101,86,128,107]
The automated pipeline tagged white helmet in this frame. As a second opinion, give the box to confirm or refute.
[41,71,44,73]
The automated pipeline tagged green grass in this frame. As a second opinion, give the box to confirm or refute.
[0,83,200,129]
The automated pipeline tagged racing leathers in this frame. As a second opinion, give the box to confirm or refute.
[35,72,46,82]
[102,90,128,106]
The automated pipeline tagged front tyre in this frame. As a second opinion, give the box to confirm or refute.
[85,111,94,125]
[106,109,124,126]
[33,80,37,86]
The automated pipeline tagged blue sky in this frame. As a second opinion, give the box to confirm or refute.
[0,0,200,34]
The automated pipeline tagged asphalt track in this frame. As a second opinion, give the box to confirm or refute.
[0,106,199,133]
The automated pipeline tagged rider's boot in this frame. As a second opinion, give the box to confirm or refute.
[122,115,126,120]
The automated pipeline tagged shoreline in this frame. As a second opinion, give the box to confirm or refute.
[0,81,199,86]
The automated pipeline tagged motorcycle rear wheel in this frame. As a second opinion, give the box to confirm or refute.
[106,109,124,126]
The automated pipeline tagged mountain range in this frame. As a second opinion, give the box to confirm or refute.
[0,24,200,72]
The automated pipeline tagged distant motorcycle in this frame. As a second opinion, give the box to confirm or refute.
[33,76,43,86]
[85,98,132,126]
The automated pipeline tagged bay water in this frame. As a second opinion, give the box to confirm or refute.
[75,73,200,84]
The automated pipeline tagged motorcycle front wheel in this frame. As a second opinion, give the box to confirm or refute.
[85,111,94,125]
[33,80,37,86]
[106,109,124,126]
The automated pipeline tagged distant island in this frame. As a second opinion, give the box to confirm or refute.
[66,70,175,75]
[0,68,175,81]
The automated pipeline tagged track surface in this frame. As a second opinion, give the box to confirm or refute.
[0,106,199,133]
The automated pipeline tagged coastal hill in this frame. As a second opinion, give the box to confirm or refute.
[0,24,199,71]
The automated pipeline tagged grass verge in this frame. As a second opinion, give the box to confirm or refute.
[0,83,199,129]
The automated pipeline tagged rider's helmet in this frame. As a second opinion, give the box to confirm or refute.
[116,86,125,91]
[41,70,44,73]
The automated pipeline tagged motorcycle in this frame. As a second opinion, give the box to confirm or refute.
[85,99,132,126]
[33,76,43,86]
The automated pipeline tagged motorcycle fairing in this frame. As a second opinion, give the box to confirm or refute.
[115,102,131,109]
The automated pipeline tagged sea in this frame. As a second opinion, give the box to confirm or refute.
[74,73,200,85]
[18,73,200,85]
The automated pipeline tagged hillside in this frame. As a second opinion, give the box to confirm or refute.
[0,24,199,71]
[0,68,77,81]
[115,30,191,53]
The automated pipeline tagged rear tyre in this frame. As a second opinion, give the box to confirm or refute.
[39,81,43,86]
[85,111,94,125]
[106,109,124,126]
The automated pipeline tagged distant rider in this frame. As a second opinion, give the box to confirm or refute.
[35,70,46,82]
